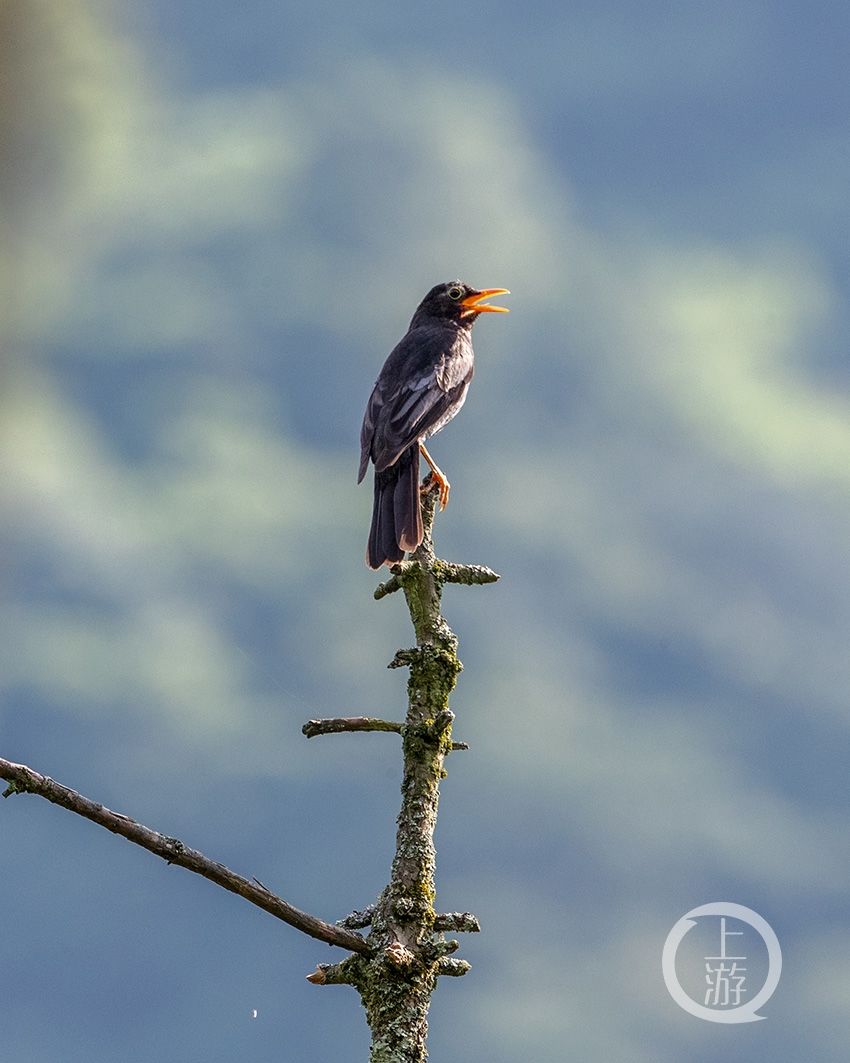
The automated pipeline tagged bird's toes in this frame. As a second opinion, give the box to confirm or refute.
[421,470,451,509]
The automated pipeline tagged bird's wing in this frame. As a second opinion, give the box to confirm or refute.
[359,326,472,480]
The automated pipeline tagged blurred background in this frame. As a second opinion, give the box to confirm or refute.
[2,1,849,1059]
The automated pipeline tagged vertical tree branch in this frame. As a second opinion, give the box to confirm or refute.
[309,483,498,1062]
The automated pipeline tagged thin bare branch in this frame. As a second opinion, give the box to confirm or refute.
[302,716,468,751]
[0,757,369,955]
[302,716,402,738]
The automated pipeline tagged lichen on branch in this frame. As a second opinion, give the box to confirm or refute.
[308,483,498,1062]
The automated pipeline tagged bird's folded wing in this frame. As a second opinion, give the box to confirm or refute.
[360,329,472,476]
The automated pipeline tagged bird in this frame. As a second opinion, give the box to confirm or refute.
[358,280,510,569]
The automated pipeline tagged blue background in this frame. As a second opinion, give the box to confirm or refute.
[2,1,849,1059]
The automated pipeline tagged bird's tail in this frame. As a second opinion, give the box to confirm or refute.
[367,446,423,569]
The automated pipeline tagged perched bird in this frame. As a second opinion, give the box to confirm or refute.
[358,280,509,568]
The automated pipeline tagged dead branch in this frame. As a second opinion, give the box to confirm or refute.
[0,757,368,954]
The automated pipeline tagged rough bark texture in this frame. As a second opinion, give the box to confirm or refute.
[0,757,368,953]
[308,483,498,1061]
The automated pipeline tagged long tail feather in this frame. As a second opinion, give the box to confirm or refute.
[367,447,422,568]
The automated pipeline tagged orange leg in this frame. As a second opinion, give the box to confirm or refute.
[419,443,450,510]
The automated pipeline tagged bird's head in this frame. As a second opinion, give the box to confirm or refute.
[410,281,510,327]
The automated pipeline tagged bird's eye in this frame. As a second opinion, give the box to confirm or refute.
[447,286,463,300]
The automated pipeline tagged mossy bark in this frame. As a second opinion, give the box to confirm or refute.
[361,489,462,1061]
[310,485,497,1061]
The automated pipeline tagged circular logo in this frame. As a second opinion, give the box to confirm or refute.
[662,902,781,1023]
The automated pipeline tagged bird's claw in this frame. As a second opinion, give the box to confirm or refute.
[436,474,450,510]
[422,471,451,510]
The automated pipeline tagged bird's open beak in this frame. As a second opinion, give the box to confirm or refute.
[461,288,510,314]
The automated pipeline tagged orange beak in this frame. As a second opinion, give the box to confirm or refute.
[460,288,510,314]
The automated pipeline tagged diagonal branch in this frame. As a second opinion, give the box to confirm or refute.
[0,756,369,955]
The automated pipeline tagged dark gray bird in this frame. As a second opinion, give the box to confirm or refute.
[358,280,510,568]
